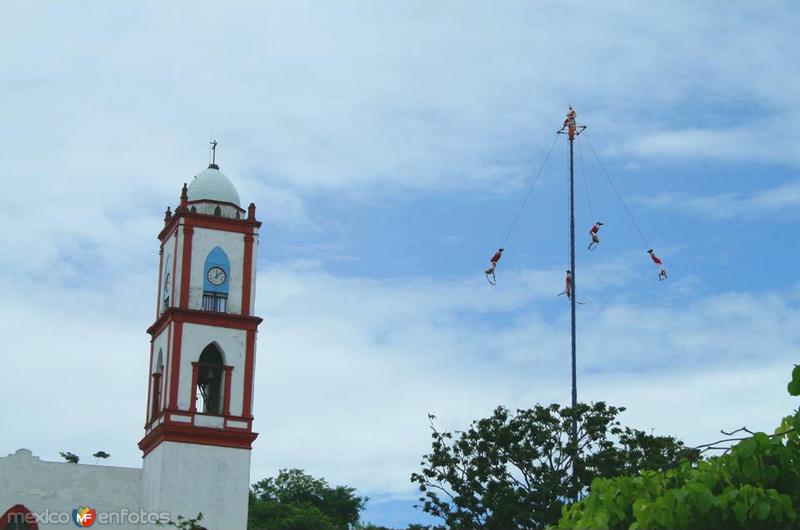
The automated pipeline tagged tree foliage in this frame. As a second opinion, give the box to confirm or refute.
[555,365,800,529]
[411,402,696,529]
[249,468,367,530]
[59,451,79,464]
[158,513,205,530]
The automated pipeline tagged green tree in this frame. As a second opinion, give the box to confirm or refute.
[411,402,697,530]
[249,468,367,530]
[158,513,204,530]
[59,451,79,464]
[353,523,445,530]
[555,365,800,529]
[92,450,110,464]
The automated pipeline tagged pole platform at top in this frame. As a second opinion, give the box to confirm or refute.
[557,106,587,140]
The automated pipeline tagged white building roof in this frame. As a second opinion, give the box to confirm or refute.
[187,166,241,207]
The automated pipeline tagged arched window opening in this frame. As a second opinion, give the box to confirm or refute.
[213,205,222,216]
[162,272,171,311]
[202,247,229,313]
[161,254,172,313]
[196,345,224,415]
[1,505,38,530]
[190,206,197,213]
[150,350,164,421]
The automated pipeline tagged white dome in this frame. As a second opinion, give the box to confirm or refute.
[187,166,241,207]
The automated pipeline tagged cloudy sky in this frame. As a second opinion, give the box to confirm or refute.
[2,2,799,527]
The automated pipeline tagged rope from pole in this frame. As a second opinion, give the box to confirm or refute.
[576,135,595,223]
[581,133,651,249]
[499,133,559,249]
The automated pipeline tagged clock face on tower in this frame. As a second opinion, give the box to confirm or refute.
[207,266,227,285]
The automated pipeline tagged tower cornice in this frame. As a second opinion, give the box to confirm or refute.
[138,420,259,457]
[158,206,262,242]
[147,307,263,338]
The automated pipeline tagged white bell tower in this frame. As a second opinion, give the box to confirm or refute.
[139,157,261,530]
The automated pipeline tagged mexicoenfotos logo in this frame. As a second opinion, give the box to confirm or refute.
[72,506,96,527]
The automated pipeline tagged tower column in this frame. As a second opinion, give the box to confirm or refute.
[242,233,255,316]
[242,329,256,419]
[179,226,194,309]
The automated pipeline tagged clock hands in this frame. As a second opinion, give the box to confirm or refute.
[207,267,226,285]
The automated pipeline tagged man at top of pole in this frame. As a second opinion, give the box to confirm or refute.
[562,106,577,139]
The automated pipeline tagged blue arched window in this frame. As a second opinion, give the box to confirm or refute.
[202,247,230,312]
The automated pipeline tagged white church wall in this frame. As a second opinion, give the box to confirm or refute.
[141,442,251,530]
[188,228,245,314]
[248,232,259,313]
[179,323,246,416]
[158,229,177,316]
[167,224,185,313]
[0,449,143,530]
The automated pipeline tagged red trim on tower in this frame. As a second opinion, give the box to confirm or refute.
[190,362,200,413]
[242,330,256,418]
[242,234,255,316]
[159,208,260,241]
[138,422,258,456]
[163,322,173,414]
[147,307,262,337]
[179,226,194,308]
[168,321,183,409]
[223,366,233,416]
[191,215,260,234]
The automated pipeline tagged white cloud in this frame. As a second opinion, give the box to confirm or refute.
[1,3,797,202]
[622,121,800,165]
[634,180,800,219]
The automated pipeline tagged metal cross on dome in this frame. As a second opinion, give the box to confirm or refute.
[210,139,218,166]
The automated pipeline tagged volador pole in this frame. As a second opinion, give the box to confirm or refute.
[569,131,578,441]
[559,107,584,499]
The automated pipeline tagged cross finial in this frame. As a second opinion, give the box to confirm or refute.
[209,139,218,168]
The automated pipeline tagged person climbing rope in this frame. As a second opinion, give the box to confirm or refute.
[561,106,577,138]
[484,248,504,286]
[648,249,668,281]
[558,270,573,299]
[588,221,604,250]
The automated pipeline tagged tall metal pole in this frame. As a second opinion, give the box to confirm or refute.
[560,108,583,499]
[568,130,578,458]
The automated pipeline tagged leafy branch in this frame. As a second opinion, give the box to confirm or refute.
[157,513,204,530]
[59,451,79,464]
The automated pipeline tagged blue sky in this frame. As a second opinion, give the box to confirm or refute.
[2,2,799,528]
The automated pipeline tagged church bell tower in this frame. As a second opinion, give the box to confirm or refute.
[139,153,261,530]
